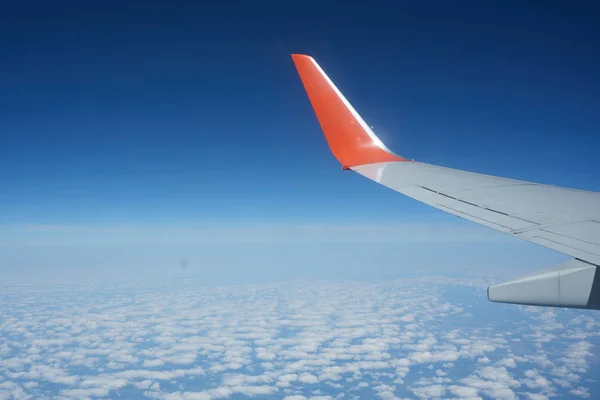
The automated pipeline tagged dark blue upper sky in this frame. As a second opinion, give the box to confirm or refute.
[2,0,599,226]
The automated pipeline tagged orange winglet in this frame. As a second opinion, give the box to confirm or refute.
[292,54,409,168]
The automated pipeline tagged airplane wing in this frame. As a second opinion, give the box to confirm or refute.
[291,54,600,310]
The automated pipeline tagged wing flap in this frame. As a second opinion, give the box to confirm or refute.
[530,233,600,258]
[544,220,600,246]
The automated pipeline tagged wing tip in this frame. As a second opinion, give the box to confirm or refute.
[292,54,408,167]
[291,54,313,66]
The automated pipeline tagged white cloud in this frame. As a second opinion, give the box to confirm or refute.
[408,350,459,364]
[525,394,549,400]
[497,358,517,368]
[570,386,590,398]
[411,384,446,399]
[143,359,165,368]
[298,373,319,384]
[448,385,479,398]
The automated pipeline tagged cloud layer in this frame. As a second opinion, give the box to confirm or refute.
[0,276,598,399]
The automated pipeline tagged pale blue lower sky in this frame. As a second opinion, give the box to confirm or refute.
[0,222,567,286]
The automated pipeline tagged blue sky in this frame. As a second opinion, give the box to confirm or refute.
[2,0,599,226]
[1,1,599,278]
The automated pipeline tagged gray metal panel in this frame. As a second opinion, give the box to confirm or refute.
[352,161,600,266]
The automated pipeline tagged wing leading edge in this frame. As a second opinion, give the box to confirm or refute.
[292,54,600,310]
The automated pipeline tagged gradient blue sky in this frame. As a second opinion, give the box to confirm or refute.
[2,0,599,227]
[1,1,599,280]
